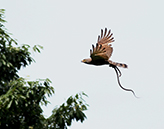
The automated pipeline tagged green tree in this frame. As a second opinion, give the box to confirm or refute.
[0,9,88,129]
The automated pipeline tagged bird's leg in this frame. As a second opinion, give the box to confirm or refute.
[113,66,139,98]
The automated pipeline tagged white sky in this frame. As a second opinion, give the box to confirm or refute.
[1,0,164,129]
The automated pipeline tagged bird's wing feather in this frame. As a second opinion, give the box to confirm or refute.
[90,43,112,60]
[90,28,114,61]
[90,28,114,60]
[103,44,113,59]
[97,28,115,45]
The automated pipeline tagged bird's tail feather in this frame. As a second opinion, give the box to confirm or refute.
[108,60,128,68]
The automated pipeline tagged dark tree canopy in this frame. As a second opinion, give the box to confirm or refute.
[0,9,88,129]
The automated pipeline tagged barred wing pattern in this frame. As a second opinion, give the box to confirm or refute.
[97,28,114,45]
[90,43,108,61]
[90,28,114,61]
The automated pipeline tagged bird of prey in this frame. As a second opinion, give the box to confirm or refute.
[81,28,137,97]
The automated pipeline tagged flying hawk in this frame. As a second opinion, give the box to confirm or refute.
[82,28,137,97]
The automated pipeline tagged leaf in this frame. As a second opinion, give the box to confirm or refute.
[36,47,40,53]
[82,92,88,97]
[75,94,79,99]
[37,45,43,49]
[14,100,18,105]
[20,95,26,99]
[2,59,6,65]
[66,97,73,105]
[2,54,6,59]
[6,62,11,67]
[33,45,43,53]
[81,105,87,110]
[7,100,13,109]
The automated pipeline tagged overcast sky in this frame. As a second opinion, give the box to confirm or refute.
[1,0,164,129]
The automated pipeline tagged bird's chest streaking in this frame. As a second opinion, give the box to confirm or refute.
[90,59,109,65]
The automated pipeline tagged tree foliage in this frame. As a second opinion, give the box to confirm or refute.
[0,9,88,129]
[46,92,88,129]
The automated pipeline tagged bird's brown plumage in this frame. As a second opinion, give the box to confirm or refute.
[90,28,114,61]
[83,28,127,68]
[82,28,138,98]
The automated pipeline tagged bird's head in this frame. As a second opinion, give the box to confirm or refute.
[81,58,92,64]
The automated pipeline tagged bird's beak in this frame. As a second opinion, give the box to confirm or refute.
[81,60,85,63]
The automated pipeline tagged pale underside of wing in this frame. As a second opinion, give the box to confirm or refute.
[90,28,114,61]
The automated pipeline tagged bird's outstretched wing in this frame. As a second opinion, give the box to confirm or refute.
[97,28,114,45]
[90,43,108,60]
[90,28,114,61]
